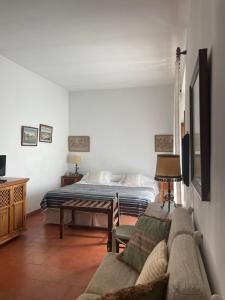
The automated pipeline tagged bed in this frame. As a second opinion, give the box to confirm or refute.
[40,173,158,227]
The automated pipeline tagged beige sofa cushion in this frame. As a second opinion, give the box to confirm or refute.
[85,253,139,296]
[167,207,193,253]
[135,240,168,285]
[167,234,207,300]
[76,293,100,300]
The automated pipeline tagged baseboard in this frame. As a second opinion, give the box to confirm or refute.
[26,208,42,217]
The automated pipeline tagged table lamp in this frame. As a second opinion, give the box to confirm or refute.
[155,154,182,212]
[69,155,81,176]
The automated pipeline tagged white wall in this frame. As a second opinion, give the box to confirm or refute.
[0,55,69,212]
[184,0,225,297]
[69,86,173,177]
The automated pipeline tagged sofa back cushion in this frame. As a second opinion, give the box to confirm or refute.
[167,234,207,300]
[167,207,193,253]
[144,203,170,220]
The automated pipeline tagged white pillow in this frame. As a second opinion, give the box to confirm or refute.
[141,175,155,185]
[141,175,159,194]
[111,174,122,182]
[85,171,112,185]
[120,174,142,186]
[78,173,89,184]
[120,174,159,192]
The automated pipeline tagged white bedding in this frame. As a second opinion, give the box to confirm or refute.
[79,173,159,195]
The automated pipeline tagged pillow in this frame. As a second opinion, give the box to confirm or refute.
[120,174,142,186]
[141,175,155,184]
[111,174,122,182]
[84,171,112,185]
[141,176,159,194]
[120,174,159,193]
[98,273,169,300]
[79,173,89,183]
[136,240,168,285]
[119,215,171,272]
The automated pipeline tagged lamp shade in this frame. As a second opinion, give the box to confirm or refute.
[69,155,81,164]
[155,154,182,181]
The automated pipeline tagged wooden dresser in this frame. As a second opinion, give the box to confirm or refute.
[0,177,29,245]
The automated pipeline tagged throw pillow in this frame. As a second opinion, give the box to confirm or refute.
[120,174,142,186]
[119,215,171,272]
[85,171,112,185]
[98,273,169,300]
[136,240,168,285]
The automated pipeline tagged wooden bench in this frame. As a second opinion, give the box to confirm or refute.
[59,195,119,252]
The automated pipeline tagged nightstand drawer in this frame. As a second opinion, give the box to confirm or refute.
[61,175,83,187]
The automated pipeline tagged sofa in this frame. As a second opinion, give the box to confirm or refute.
[77,207,222,300]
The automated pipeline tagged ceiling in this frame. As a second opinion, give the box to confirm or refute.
[0,0,189,91]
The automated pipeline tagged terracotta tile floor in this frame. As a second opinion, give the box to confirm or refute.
[0,213,136,300]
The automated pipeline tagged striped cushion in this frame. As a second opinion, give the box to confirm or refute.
[135,240,168,285]
[119,216,171,272]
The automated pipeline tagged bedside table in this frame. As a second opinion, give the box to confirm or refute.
[61,175,83,187]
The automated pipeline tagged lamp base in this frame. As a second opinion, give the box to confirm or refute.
[74,164,79,177]
[161,195,176,211]
[160,181,176,212]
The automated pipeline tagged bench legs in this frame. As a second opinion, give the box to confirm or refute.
[60,207,64,239]
[107,211,113,252]
[59,206,113,253]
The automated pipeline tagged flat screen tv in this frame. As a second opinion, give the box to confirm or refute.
[0,155,6,177]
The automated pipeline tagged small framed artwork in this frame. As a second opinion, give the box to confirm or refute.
[39,124,53,143]
[68,136,90,152]
[21,126,38,146]
[155,134,173,152]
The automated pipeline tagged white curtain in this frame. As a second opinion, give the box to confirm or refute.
[173,58,181,155]
[173,55,183,204]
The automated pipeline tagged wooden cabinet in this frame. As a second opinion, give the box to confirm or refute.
[0,178,29,245]
[61,175,83,187]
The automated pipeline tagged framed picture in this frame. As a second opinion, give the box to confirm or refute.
[190,48,210,201]
[68,136,90,152]
[21,126,38,146]
[155,135,173,152]
[39,124,53,143]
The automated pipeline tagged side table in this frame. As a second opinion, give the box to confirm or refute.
[61,175,83,187]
